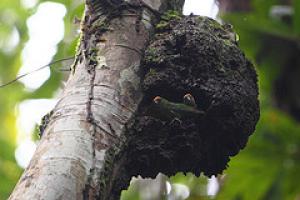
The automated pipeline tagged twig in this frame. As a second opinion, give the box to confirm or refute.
[0,56,74,88]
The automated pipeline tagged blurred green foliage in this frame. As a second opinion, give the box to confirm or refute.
[216,0,300,199]
[0,0,299,199]
[0,1,29,198]
[0,0,83,199]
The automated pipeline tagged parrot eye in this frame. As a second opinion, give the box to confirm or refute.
[153,96,162,104]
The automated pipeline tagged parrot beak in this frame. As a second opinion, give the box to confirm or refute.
[153,96,162,104]
[184,93,193,101]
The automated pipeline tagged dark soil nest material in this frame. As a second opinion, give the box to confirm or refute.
[109,15,260,196]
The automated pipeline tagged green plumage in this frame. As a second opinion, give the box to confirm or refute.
[147,96,204,121]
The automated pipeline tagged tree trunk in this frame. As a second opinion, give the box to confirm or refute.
[9,1,184,199]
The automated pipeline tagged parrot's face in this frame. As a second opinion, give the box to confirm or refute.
[153,96,162,104]
[183,93,197,108]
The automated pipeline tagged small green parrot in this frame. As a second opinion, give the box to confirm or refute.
[147,96,204,121]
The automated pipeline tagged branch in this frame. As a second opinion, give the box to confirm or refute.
[0,57,74,88]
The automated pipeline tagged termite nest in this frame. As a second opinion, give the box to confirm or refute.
[107,15,260,198]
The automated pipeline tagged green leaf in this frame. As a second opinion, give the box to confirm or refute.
[293,0,300,34]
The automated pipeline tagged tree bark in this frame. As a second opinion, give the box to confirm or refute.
[9,1,185,199]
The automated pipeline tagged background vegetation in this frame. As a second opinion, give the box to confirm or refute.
[0,0,299,199]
